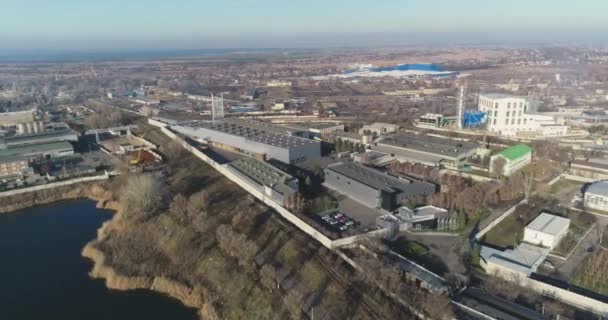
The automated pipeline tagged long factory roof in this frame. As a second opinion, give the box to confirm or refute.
[377,133,478,158]
[177,120,319,149]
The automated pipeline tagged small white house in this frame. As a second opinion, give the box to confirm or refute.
[523,212,570,250]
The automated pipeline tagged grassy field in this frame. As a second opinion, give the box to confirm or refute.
[482,211,527,249]
[390,237,430,257]
[571,250,608,296]
[549,179,580,195]
[551,223,590,257]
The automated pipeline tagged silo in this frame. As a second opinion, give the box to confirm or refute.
[33,121,40,133]
[37,121,45,132]
[25,122,34,134]
[17,123,26,135]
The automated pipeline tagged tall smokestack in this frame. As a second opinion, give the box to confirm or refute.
[457,85,465,129]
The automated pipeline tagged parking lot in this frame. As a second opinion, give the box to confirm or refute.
[317,210,359,234]
[329,191,384,229]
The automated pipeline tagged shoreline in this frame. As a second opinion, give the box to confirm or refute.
[0,181,216,320]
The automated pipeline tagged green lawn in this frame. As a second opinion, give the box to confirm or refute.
[482,213,525,249]
[390,237,430,258]
[299,261,328,293]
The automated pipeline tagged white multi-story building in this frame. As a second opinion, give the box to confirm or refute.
[478,93,568,137]
[584,180,608,212]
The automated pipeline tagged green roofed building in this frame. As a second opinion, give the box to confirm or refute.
[490,144,532,176]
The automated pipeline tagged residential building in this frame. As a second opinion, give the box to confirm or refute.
[490,144,532,176]
[225,157,299,207]
[478,93,568,137]
[523,212,570,249]
[372,133,479,169]
[171,119,321,165]
[323,162,436,211]
[584,180,608,212]
[359,122,400,136]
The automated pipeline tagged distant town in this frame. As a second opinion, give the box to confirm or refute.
[2,46,608,319]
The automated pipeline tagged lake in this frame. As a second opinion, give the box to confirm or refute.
[0,199,198,320]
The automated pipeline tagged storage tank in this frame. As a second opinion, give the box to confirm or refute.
[17,123,26,135]
[37,121,45,132]
[33,121,40,133]
[25,122,34,134]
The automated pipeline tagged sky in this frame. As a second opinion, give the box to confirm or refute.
[1,0,607,50]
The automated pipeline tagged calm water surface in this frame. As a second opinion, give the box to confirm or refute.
[0,200,198,320]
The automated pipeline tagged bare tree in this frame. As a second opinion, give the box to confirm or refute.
[492,156,506,179]
[260,264,278,291]
[120,173,166,217]
[520,167,534,202]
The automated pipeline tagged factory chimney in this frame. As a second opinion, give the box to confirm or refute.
[457,85,465,129]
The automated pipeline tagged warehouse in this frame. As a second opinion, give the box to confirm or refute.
[323,162,436,211]
[523,212,570,250]
[225,157,299,207]
[171,120,321,164]
[372,133,479,169]
[0,129,78,149]
[0,141,74,160]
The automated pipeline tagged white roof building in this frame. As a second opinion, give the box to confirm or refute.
[523,212,570,249]
[480,243,549,279]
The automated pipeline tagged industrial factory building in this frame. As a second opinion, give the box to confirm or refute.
[0,128,78,149]
[0,141,74,160]
[225,157,299,207]
[171,119,321,164]
[0,110,35,126]
[283,122,344,139]
[323,162,436,211]
[372,133,479,169]
[478,93,569,137]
